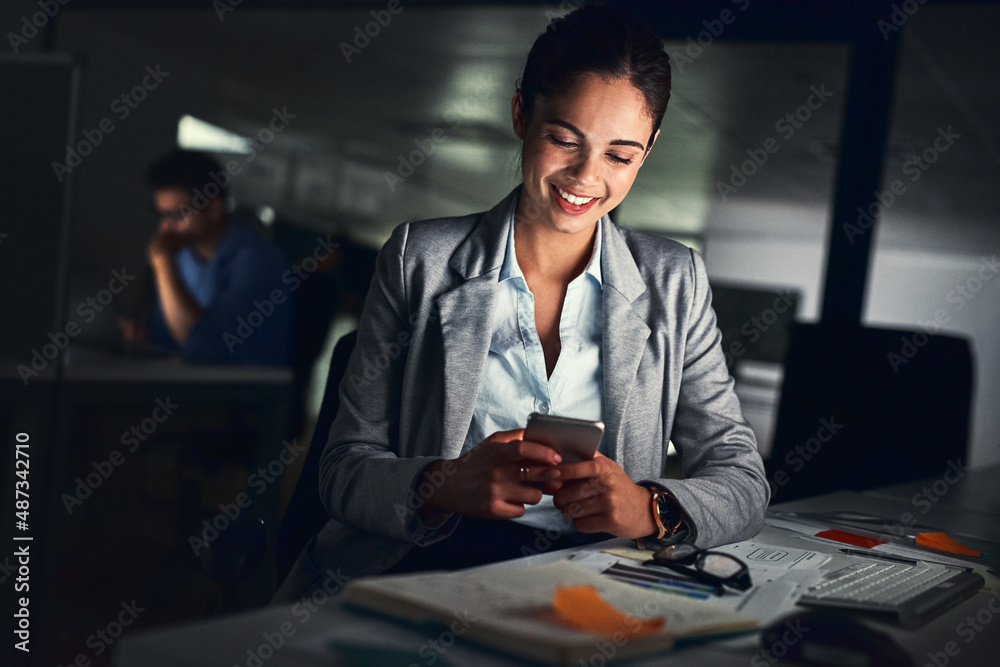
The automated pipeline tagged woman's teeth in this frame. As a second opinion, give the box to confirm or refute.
[556,187,594,206]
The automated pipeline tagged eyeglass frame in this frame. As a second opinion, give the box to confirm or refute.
[645,543,752,592]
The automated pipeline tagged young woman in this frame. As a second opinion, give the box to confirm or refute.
[275,4,769,601]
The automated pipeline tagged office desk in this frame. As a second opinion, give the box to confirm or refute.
[57,346,294,603]
[862,463,1000,518]
[2,345,295,622]
[115,477,1000,667]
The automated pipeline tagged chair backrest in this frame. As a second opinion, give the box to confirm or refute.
[766,323,973,503]
[286,271,340,439]
[276,330,357,582]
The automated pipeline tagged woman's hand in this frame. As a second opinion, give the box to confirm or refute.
[549,452,656,539]
[420,429,562,519]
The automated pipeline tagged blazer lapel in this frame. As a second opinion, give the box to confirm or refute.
[435,189,518,459]
[600,219,652,463]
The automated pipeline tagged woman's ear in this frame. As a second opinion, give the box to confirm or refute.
[511,89,527,140]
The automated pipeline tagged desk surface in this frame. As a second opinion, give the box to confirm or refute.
[62,344,293,384]
[2,346,294,385]
[863,463,1000,519]
[115,483,1000,667]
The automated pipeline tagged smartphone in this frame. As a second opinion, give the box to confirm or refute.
[523,413,605,463]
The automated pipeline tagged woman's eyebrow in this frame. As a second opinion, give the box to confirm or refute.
[543,118,646,151]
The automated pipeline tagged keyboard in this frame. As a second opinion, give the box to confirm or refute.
[798,561,984,629]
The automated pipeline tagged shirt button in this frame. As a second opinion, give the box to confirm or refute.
[538,401,549,414]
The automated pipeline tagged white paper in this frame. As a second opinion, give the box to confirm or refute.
[712,541,831,574]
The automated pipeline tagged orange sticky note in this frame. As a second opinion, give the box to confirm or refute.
[916,533,982,557]
[815,530,886,549]
[552,585,664,638]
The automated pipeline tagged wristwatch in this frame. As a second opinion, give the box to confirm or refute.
[636,483,689,550]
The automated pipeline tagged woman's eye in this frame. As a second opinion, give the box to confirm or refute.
[548,136,577,148]
[607,153,633,165]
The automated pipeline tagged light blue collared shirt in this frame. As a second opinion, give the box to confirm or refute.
[462,196,604,532]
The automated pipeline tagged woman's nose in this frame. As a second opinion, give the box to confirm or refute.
[567,149,601,185]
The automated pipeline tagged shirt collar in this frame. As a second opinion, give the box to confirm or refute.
[499,193,604,287]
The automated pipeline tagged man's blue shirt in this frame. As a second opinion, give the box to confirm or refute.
[150,219,292,365]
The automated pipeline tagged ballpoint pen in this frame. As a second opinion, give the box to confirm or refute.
[602,571,713,599]
[604,563,720,594]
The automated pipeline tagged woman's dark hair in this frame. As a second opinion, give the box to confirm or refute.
[520,4,671,149]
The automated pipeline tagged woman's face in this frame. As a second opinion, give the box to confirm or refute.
[513,73,658,235]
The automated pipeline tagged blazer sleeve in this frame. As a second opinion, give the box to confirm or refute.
[317,223,460,545]
[657,249,771,547]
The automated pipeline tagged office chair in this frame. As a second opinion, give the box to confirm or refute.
[277,330,357,582]
[198,330,357,610]
[766,323,973,503]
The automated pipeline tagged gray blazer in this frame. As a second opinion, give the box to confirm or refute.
[273,187,769,602]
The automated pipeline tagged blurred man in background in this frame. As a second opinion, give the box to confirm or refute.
[120,150,292,365]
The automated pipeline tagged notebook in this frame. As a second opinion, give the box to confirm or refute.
[341,560,759,666]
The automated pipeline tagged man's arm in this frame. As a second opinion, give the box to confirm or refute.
[149,246,204,344]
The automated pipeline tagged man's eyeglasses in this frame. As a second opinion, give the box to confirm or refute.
[152,206,197,223]
[644,543,752,592]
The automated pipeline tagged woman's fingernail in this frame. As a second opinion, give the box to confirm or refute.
[554,455,562,464]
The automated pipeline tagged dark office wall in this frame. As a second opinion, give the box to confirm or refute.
[0,56,76,357]
[53,14,204,320]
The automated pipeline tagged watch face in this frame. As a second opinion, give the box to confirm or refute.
[656,493,679,521]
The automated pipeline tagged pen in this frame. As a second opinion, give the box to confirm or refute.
[604,565,719,594]
[603,572,712,599]
[613,561,712,586]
